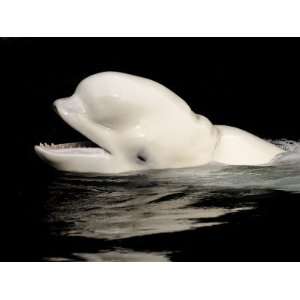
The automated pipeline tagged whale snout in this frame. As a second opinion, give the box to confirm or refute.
[53,96,86,117]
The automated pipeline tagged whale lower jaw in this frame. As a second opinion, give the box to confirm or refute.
[34,139,117,174]
[35,141,107,155]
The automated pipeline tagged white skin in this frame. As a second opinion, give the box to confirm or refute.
[35,71,284,174]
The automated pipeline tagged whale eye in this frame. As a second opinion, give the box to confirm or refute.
[137,154,147,162]
[136,151,147,163]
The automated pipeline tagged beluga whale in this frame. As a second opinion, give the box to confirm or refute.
[34,71,284,174]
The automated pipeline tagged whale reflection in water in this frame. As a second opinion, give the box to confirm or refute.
[44,140,300,261]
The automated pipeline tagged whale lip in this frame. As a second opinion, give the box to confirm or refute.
[34,139,106,154]
[35,141,106,155]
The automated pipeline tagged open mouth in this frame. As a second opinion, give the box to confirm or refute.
[34,96,120,175]
[35,97,113,157]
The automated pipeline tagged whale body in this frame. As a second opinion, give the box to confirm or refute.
[34,71,284,174]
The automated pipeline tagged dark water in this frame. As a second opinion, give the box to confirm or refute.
[11,140,300,261]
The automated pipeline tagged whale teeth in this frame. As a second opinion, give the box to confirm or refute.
[38,142,70,149]
[39,142,55,148]
[37,141,98,150]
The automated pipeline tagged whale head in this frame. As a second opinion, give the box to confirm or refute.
[35,72,219,174]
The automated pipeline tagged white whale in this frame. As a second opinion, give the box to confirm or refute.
[34,71,284,174]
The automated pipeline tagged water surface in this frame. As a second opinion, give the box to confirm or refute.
[28,140,300,261]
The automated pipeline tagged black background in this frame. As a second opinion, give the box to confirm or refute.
[3,38,299,172]
[1,38,299,260]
